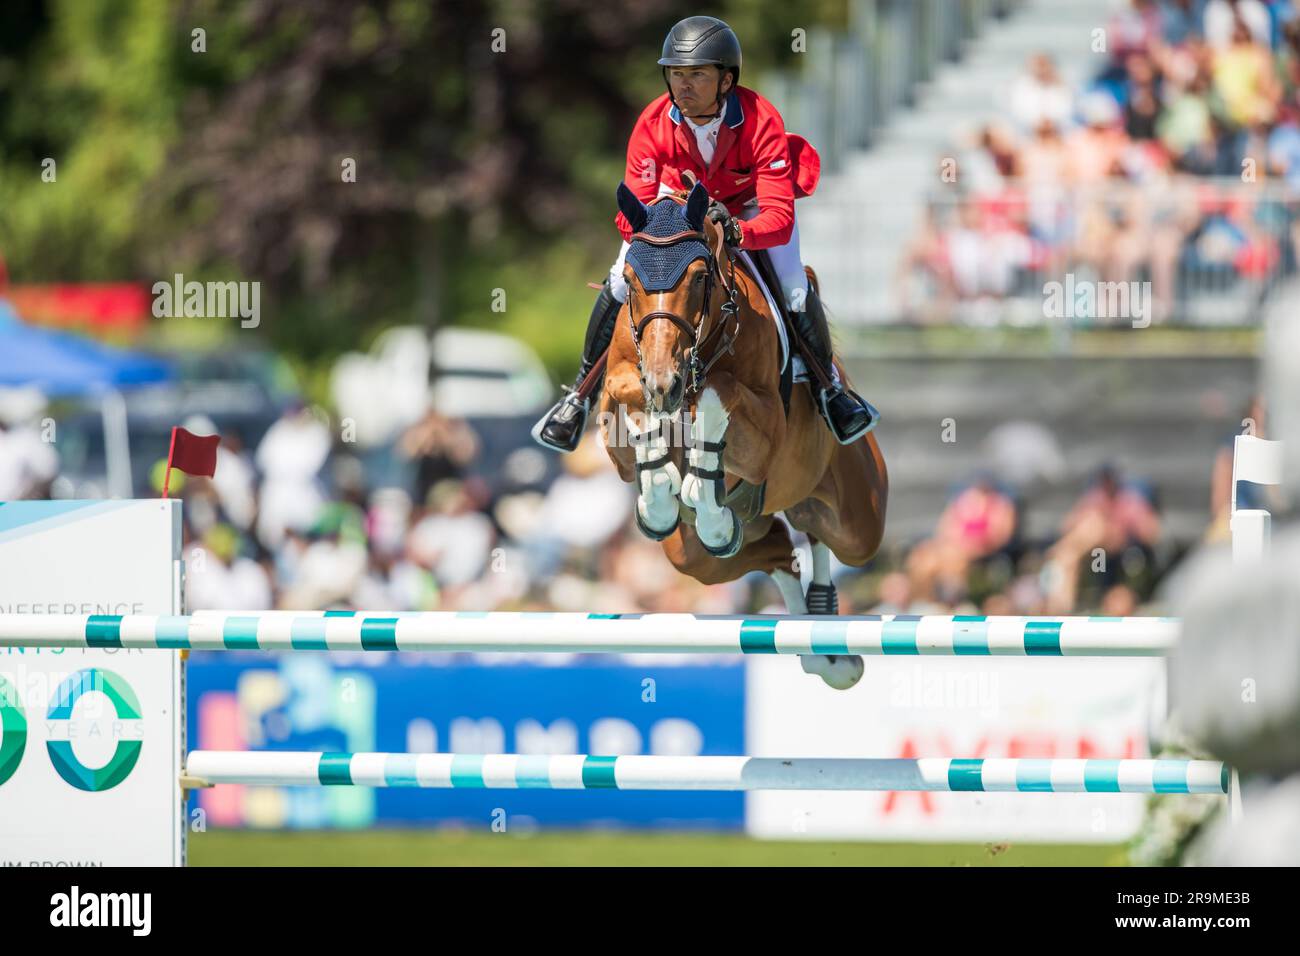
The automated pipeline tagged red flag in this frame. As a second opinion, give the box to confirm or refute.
[162,426,219,498]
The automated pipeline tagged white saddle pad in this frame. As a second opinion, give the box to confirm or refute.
[735,250,811,384]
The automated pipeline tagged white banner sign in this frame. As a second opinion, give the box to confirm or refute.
[0,500,183,866]
[746,654,1165,842]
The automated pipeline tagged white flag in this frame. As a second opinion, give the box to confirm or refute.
[1234,435,1283,487]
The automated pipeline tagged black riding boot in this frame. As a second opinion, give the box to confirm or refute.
[531,279,621,453]
[792,288,880,444]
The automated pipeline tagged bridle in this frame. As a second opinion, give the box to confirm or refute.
[626,204,741,406]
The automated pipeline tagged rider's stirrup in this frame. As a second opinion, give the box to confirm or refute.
[797,289,880,445]
[531,386,593,453]
[532,279,620,453]
[817,385,880,445]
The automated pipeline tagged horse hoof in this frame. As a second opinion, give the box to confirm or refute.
[635,507,679,542]
[800,653,864,690]
[700,509,742,558]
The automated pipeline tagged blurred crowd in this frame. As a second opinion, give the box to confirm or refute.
[888,394,1274,617]
[54,389,1258,622]
[169,405,742,618]
[898,0,1300,324]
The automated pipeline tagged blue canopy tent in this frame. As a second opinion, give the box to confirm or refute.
[0,298,175,496]
[0,299,171,394]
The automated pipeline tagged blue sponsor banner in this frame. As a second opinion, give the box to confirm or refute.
[186,653,745,830]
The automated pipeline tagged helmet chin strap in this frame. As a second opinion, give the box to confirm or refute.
[664,69,728,122]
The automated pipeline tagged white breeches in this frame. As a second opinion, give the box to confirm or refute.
[609,186,809,312]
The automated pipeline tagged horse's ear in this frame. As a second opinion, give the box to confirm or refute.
[617,182,648,233]
[684,180,709,230]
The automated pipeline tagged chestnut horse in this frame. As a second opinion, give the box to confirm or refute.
[598,179,888,689]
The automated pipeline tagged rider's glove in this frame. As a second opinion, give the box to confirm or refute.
[706,199,743,248]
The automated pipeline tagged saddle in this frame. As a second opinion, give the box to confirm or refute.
[744,248,795,415]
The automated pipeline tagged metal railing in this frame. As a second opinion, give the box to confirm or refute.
[874,178,1299,327]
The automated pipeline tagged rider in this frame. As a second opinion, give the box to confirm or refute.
[533,15,878,453]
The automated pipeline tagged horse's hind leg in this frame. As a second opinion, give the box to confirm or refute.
[780,536,865,691]
[805,535,838,614]
[786,433,889,569]
[757,528,863,691]
[664,516,854,695]
[780,433,889,692]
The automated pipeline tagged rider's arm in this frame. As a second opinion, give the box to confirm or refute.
[737,109,796,250]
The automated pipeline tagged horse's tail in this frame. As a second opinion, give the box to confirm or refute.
[804,264,820,297]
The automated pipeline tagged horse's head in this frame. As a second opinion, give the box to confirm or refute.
[617,178,728,416]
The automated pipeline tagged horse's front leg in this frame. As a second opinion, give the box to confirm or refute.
[602,362,683,541]
[625,406,683,541]
[680,377,781,558]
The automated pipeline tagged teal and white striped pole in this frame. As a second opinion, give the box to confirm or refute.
[183,753,1228,794]
[0,612,1180,656]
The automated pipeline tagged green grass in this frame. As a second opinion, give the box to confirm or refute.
[188,829,1128,866]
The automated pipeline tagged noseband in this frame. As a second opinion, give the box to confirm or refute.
[627,213,741,403]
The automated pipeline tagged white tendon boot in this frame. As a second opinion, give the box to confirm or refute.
[679,388,742,557]
[770,559,864,691]
[627,409,682,541]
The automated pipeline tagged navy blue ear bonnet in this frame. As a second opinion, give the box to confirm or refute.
[618,181,712,293]
[626,201,708,292]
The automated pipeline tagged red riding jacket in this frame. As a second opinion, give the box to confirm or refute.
[613,85,821,251]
